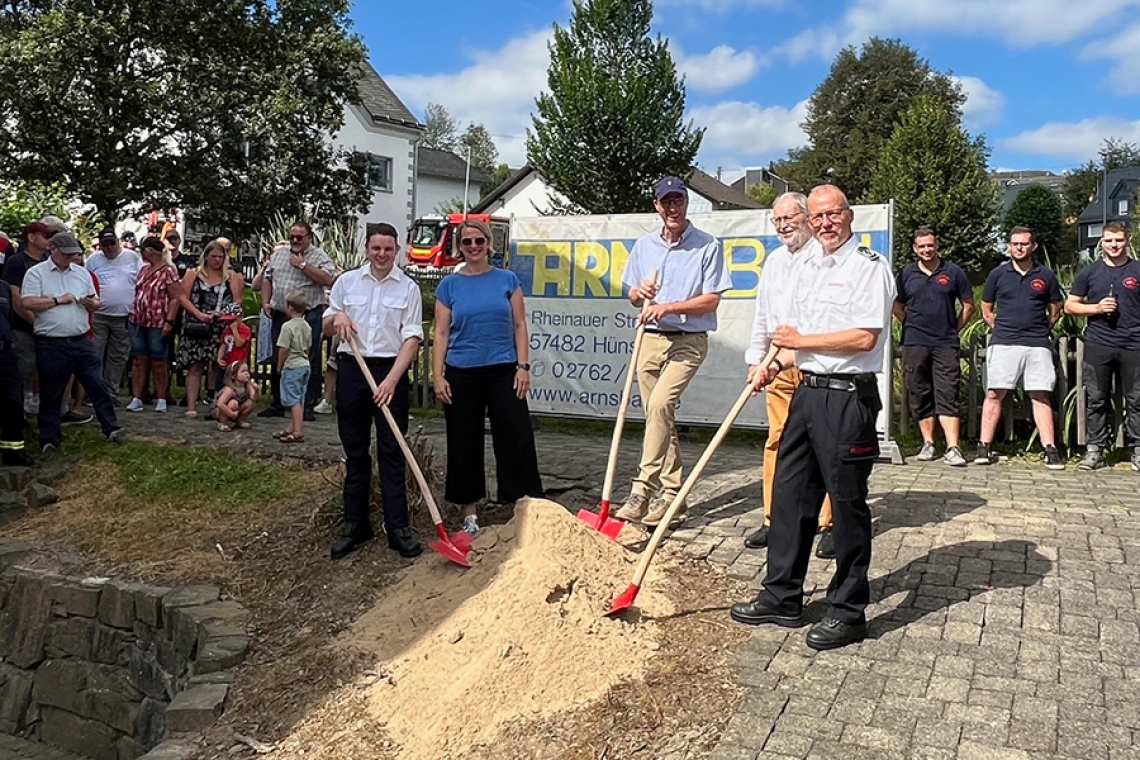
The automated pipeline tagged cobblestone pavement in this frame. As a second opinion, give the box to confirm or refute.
[0,734,81,760]
[110,408,1140,759]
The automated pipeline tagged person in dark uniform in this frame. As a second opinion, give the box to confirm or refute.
[730,185,895,650]
[1064,221,1140,472]
[0,278,30,466]
[893,228,975,466]
[323,224,423,560]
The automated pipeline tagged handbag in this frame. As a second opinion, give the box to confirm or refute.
[183,280,222,338]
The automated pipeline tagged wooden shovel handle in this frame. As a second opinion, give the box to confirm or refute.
[347,335,446,527]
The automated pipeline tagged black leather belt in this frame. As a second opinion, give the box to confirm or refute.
[38,335,87,342]
[645,330,707,337]
[801,372,867,392]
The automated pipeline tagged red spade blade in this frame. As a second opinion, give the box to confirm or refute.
[604,583,640,617]
[576,508,625,541]
[429,523,471,567]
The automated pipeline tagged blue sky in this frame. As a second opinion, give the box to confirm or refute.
[351,0,1140,181]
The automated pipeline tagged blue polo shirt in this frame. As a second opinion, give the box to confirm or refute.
[895,260,973,347]
[981,260,1063,349]
[621,223,732,333]
[1070,258,1140,351]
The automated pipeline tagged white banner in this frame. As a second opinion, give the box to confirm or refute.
[511,205,894,431]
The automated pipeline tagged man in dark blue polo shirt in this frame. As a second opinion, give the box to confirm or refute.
[977,226,1064,469]
[893,228,975,466]
[1064,221,1140,472]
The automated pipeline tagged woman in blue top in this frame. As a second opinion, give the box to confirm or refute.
[433,219,543,535]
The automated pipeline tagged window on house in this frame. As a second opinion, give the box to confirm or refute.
[360,153,392,192]
[1119,200,1130,216]
[1089,224,1103,239]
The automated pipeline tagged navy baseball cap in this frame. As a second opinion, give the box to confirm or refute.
[654,176,688,201]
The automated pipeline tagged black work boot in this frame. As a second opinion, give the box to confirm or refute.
[331,520,374,560]
[387,527,423,558]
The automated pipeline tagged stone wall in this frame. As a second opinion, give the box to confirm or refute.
[0,540,248,760]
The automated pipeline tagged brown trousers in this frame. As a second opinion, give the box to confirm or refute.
[764,367,833,528]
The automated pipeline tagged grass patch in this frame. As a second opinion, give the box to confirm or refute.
[67,426,295,514]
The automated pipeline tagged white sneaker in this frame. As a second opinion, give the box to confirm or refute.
[24,392,39,415]
[314,399,334,414]
[462,515,480,536]
[126,398,144,412]
[155,399,168,413]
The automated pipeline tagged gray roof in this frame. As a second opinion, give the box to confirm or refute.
[356,61,421,130]
[687,168,763,210]
[418,147,490,183]
[1078,166,1140,224]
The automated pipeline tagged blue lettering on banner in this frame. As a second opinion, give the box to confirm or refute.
[511,232,891,299]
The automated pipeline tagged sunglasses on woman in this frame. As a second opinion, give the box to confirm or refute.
[460,236,487,246]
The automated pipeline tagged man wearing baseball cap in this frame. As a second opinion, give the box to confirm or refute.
[614,175,733,527]
[2,221,53,414]
[20,233,126,459]
[87,227,142,399]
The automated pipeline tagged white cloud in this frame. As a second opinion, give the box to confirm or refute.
[952,75,1006,129]
[1082,22,1140,95]
[999,117,1140,160]
[384,30,552,166]
[689,99,809,161]
[777,0,1140,62]
[672,44,762,93]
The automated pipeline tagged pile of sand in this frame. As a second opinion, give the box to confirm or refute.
[341,498,672,759]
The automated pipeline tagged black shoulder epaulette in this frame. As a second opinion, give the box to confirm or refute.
[856,246,879,261]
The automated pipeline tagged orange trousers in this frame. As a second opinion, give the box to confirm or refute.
[763,368,833,528]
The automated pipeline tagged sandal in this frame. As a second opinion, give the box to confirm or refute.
[279,433,305,443]
[272,429,292,439]
[237,422,252,430]
[217,423,232,432]
[184,410,198,419]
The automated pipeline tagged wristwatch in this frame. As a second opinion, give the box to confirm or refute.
[52,296,59,306]
[517,363,531,371]
[299,261,307,270]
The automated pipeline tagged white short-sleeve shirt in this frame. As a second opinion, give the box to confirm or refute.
[325,265,423,357]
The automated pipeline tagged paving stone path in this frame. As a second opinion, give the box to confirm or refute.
[112,408,1140,760]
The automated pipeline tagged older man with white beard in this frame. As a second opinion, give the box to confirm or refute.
[742,193,834,557]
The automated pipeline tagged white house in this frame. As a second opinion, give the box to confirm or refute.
[473,166,761,218]
[333,62,424,239]
[415,148,490,216]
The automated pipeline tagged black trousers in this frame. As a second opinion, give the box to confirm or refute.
[1082,341,1140,448]
[336,355,410,530]
[442,363,543,505]
[36,336,120,447]
[268,306,325,411]
[759,382,879,624]
[0,343,25,454]
[902,345,961,419]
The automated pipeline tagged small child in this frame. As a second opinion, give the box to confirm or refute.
[216,303,252,390]
[215,361,260,431]
[275,290,311,443]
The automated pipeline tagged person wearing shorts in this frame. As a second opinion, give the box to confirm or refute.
[977,226,1064,469]
[275,290,312,443]
[893,228,974,466]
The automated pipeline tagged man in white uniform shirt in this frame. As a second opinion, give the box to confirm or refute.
[323,224,423,561]
[731,185,895,651]
[86,227,142,398]
[743,193,834,557]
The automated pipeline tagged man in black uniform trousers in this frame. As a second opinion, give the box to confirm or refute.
[730,185,895,650]
[0,278,31,466]
[323,224,423,560]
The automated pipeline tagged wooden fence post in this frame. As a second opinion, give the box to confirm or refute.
[1076,339,1086,447]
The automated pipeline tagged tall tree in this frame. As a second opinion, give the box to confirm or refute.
[745,183,778,208]
[0,0,369,236]
[1061,137,1140,220]
[868,93,998,277]
[773,38,964,202]
[460,123,499,176]
[422,103,460,152]
[481,163,513,198]
[1003,184,1067,264]
[527,0,702,214]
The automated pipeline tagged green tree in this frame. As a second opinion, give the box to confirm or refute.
[422,103,460,152]
[0,180,69,236]
[482,163,513,198]
[527,0,702,214]
[460,123,499,176]
[868,94,998,277]
[1003,185,1066,263]
[1061,138,1140,220]
[745,182,778,208]
[0,0,369,236]
[773,38,964,202]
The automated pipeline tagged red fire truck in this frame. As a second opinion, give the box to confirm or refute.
[406,213,511,270]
